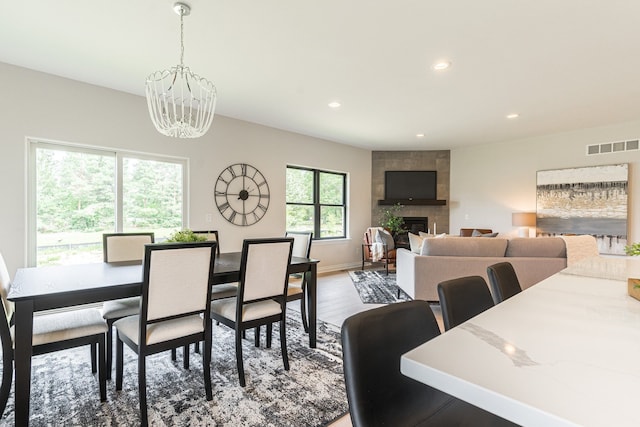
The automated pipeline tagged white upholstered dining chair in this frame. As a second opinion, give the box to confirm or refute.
[101,232,154,378]
[191,230,236,300]
[0,253,107,418]
[114,241,217,426]
[210,238,294,387]
[284,231,313,331]
[102,232,155,263]
[186,230,237,358]
[254,231,313,347]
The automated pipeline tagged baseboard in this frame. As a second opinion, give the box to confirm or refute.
[318,262,361,274]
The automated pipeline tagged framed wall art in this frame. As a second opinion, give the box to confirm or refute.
[536,163,629,255]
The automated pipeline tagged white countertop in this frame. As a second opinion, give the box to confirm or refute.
[401,257,640,427]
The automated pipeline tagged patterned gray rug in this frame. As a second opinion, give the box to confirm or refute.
[348,270,411,304]
[1,313,347,426]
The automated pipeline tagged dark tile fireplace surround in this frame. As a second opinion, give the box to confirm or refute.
[372,150,451,241]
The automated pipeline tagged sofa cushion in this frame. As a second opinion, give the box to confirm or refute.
[421,237,508,257]
[505,237,566,258]
[375,228,395,250]
[408,233,424,253]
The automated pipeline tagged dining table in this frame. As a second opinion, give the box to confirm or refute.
[401,256,640,427]
[8,252,319,426]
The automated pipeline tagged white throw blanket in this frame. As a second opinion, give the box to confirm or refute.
[560,235,599,266]
[371,242,385,262]
[370,227,387,262]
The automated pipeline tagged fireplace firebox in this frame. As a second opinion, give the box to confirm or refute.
[395,217,428,248]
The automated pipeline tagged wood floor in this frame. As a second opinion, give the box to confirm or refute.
[293,268,444,330]
[312,269,385,326]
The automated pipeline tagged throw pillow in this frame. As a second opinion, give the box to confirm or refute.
[375,228,395,250]
[472,229,498,237]
[408,232,424,253]
[418,231,434,238]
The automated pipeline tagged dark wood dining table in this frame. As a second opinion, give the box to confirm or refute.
[7,252,319,426]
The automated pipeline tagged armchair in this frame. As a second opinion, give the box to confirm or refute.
[361,227,396,275]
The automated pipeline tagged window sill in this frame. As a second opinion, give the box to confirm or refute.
[313,237,352,246]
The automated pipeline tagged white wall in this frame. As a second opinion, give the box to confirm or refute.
[451,121,640,242]
[0,62,371,275]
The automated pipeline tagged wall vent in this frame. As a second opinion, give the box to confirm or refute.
[587,139,639,155]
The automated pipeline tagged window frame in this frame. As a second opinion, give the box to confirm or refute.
[286,165,347,240]
[27,139,188,266]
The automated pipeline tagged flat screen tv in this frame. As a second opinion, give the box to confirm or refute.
[385,170,437,200]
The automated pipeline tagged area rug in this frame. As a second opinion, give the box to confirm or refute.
[348,270,411,304]
[0,313,347,426]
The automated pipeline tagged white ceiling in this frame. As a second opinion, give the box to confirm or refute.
[2,0,640,150]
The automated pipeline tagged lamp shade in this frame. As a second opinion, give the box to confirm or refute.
[512,212,536,227]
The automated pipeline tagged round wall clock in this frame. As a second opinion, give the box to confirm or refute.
[215,163,270,226]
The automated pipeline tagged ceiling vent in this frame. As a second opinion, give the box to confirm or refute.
[587,139,639,155]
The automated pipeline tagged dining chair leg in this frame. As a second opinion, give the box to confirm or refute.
[0,347,13,418]
[195,341,200,354]
[138,355,148,427]
[183,345,190,370]
[204,326,213,401]
[90,342,97,374]
[254,326,260,347]
[106,321,114,380]
[116,334,124,391]
[236,328,246,387]
[266,323,273,348]
[280,317,290,371]
[98,335,107,402]
[300,280,309,332]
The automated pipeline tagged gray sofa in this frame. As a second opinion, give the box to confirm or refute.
[396,237,567,302]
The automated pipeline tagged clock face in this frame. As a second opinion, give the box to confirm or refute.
[215,163,270,226]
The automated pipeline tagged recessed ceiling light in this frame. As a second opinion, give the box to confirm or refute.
[506,113,519,119]
[416,133,425,138]
[433,61,451,71]
[328,101,341,109]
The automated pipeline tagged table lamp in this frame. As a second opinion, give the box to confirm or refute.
[512,212,536,238]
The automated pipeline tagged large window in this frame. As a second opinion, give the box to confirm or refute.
[286,166,346,239]
[28,141,187,266]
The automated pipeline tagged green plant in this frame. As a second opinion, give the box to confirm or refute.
[625,242,640,256]
[379,203,405,234]
[166,229,207,243]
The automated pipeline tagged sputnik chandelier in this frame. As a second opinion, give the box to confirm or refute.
[145,2,216,138]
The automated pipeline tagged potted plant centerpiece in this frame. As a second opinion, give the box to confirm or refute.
[166,229,207,243]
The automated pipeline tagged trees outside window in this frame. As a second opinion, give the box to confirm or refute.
[286,166,346,239]
[29,141,186,266]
